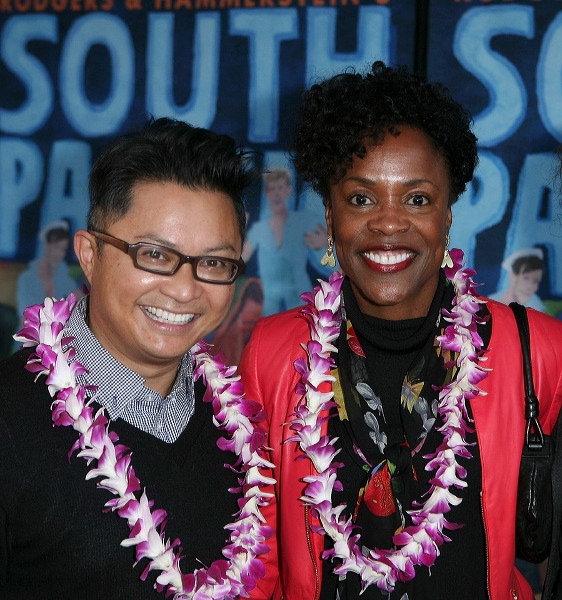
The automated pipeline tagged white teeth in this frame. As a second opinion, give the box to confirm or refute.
[144,306,195,325]
[364,251,412,265]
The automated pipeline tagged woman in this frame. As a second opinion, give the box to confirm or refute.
[16,220,83,319]
[489,247,546,312]
[239,62,562,600]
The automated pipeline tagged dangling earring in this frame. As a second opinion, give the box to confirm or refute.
[321,235,336,268]
[441,233,453,269]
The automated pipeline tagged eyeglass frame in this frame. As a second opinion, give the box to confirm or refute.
[89,230,246,284]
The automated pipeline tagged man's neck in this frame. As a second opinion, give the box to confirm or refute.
[140,362,183,397]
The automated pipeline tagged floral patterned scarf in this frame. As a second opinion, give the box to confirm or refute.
[328,275,476,599]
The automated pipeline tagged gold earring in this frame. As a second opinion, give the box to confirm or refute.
[441,234,453,269]
[321,235,336,268]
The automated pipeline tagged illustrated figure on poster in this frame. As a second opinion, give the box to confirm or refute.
[212,277,263,365]
[16,220,83,321]
[489,247,546,311]
[242,168,329,316]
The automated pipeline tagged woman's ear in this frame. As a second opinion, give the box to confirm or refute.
[73,230,97,284]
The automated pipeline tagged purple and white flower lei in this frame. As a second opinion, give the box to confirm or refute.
[14,295,275,599]
[290,248,489,593]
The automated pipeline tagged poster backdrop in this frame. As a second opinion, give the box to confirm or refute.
[1,0,561,361]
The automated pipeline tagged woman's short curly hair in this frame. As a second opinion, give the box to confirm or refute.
[292,61,478,206]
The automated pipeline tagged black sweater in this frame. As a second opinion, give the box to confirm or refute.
[0,349,239,599]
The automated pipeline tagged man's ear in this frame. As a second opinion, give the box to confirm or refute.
[74,230,97,284]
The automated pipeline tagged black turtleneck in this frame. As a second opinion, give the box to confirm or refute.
[341,272,449,431]
[321,272,489,600]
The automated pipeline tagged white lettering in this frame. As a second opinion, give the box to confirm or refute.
[0,137,43,256]
[60,14,134,136]
[0,15,57,135]
[40,140,91,235]
[147,12,221,127]
[306,6,390,85]
[537,12,562,143]
[450,151,510,269]
[453,5,533,147]
[230,9,298,143]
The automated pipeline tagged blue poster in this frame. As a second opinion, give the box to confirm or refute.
[428,0,562,317]
[1,0,561,364]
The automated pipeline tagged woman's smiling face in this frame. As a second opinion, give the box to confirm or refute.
[326,126,453,321]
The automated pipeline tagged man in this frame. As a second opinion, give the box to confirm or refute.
[0,118,271,598]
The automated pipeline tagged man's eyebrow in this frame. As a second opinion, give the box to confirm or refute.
[131,235,238,255]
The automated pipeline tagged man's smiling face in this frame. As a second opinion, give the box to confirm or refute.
[76,181,241,380]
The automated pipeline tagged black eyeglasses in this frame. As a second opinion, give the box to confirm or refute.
[89,231,245,284]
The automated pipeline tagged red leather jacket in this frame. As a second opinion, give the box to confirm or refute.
[239,297,562,600]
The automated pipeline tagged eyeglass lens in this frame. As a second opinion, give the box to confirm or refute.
[134,244,237,281]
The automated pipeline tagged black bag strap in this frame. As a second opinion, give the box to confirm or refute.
[543,411,562,598]
[511,301,562,598]
[510,302,546,450]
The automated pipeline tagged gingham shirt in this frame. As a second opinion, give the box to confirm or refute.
[64,297,195,443]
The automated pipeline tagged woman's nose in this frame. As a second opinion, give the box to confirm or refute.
[366,200,409,235]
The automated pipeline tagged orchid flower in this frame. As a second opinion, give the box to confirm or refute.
[290,251,488,593]
[15,296,273,599]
